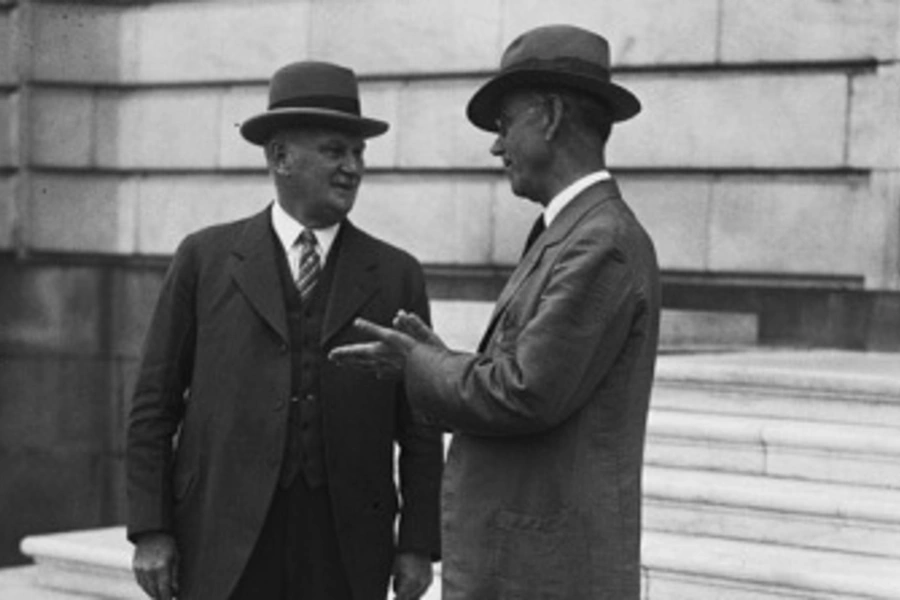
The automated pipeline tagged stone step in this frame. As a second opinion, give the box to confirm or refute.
[19,528,142,600]
[644,465,900,559]
[646,409,900,488]
[0,566,82,599]
[643,531,900,600]
[18,526,900,600]
[17,527,443,600]
[653,351,900,428]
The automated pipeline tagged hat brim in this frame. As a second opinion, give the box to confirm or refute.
[466,69,641,132]
[240,107,389,145]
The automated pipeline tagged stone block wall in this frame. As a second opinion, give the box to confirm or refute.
[8,0,900,285]
[1,0,899,566]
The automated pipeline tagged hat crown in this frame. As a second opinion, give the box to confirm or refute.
[240,60,388,145]
[267,61,361,115]
[500,25,611,77]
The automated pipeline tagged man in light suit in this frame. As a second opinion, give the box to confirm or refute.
[126,61,443,600]
[331,25,660,599]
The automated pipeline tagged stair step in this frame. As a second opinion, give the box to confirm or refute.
[653,352,900,428]
[644,466,900,558]
[19,528,141,599]
[643,530,900,600]
[647,409,900,488]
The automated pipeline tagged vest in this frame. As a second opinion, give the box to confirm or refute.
[274,227,339,490]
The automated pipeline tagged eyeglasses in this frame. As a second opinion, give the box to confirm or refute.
[494,103,543,137]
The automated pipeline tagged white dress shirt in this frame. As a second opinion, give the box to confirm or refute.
[270,200,340,279]
[542,170,611,227]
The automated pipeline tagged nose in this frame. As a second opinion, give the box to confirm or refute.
[340,152,363,176]
[490,135,504,157]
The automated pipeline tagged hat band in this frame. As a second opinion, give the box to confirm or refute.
[502,56,611,82]
[269,94,361,116]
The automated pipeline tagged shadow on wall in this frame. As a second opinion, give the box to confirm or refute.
[0,260,166,566]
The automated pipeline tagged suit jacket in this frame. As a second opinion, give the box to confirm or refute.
[406,180,660,599]
[126,207,443,600]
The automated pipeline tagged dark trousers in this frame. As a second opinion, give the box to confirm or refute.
[230,477,353,600]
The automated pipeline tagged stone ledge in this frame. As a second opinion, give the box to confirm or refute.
[431,300,761,353]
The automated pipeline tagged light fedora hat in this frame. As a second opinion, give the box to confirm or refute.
[467,24,641,131]
[241,61,388,145]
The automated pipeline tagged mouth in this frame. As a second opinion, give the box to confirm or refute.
[332,179,358,193]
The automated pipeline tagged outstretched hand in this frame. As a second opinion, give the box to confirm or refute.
[328,310,447,379]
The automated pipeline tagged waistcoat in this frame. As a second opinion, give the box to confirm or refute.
[274,227,339,490]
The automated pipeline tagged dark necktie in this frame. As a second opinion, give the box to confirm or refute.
[294,229,320,304]
[521,216,546,258]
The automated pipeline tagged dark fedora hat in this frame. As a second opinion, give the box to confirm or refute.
[240,61,389,145]
[467,24,641,131]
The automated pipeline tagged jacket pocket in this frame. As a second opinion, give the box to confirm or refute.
[490,509,586,599]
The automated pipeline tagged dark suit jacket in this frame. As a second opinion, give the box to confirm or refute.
[126,207,443,600]
[406,180,660,599]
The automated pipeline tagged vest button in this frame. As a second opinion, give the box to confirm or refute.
[290,395,299,404]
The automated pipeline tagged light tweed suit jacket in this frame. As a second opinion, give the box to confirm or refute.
[407,179,660,599]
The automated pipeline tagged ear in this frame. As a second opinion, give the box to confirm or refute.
[265,137,290,176]
[544,94,565,142]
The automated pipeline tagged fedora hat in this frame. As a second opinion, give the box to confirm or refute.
[466,24,641,131]
[240,61,389,145]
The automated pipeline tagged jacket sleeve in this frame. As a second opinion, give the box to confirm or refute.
[125,236,198,542]
[405,233,638,437]
[393,258,444,560]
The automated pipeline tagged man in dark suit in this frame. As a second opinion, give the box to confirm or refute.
[126,61,443,600]
[331,25,660,599]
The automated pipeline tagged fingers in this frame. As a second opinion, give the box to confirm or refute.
[328,341,384,365]
[135,565,175,600]
[353,318,397,343]
[132,534,178,600]
[394,310,448,350]
[392,553,433,600]
[392,311,430,341]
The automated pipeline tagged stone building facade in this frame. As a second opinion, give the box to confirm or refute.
[0,0,898,565]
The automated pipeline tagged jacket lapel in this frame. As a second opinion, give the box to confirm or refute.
[231,206,289,345]
[322,220,379,346]
[477,179,623,352]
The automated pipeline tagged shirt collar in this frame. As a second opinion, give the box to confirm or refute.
[543,170,611,227]
[270,200,340,261]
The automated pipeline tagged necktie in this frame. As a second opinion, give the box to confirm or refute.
[294,229,320,304]
[521,216,546,258]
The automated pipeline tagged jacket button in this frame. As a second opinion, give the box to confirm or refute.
[279,343,288,353]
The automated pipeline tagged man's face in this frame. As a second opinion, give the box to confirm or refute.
[490,92,551,203]
[270,127,366,227]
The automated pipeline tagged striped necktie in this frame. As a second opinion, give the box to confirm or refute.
[294,229,320,304]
